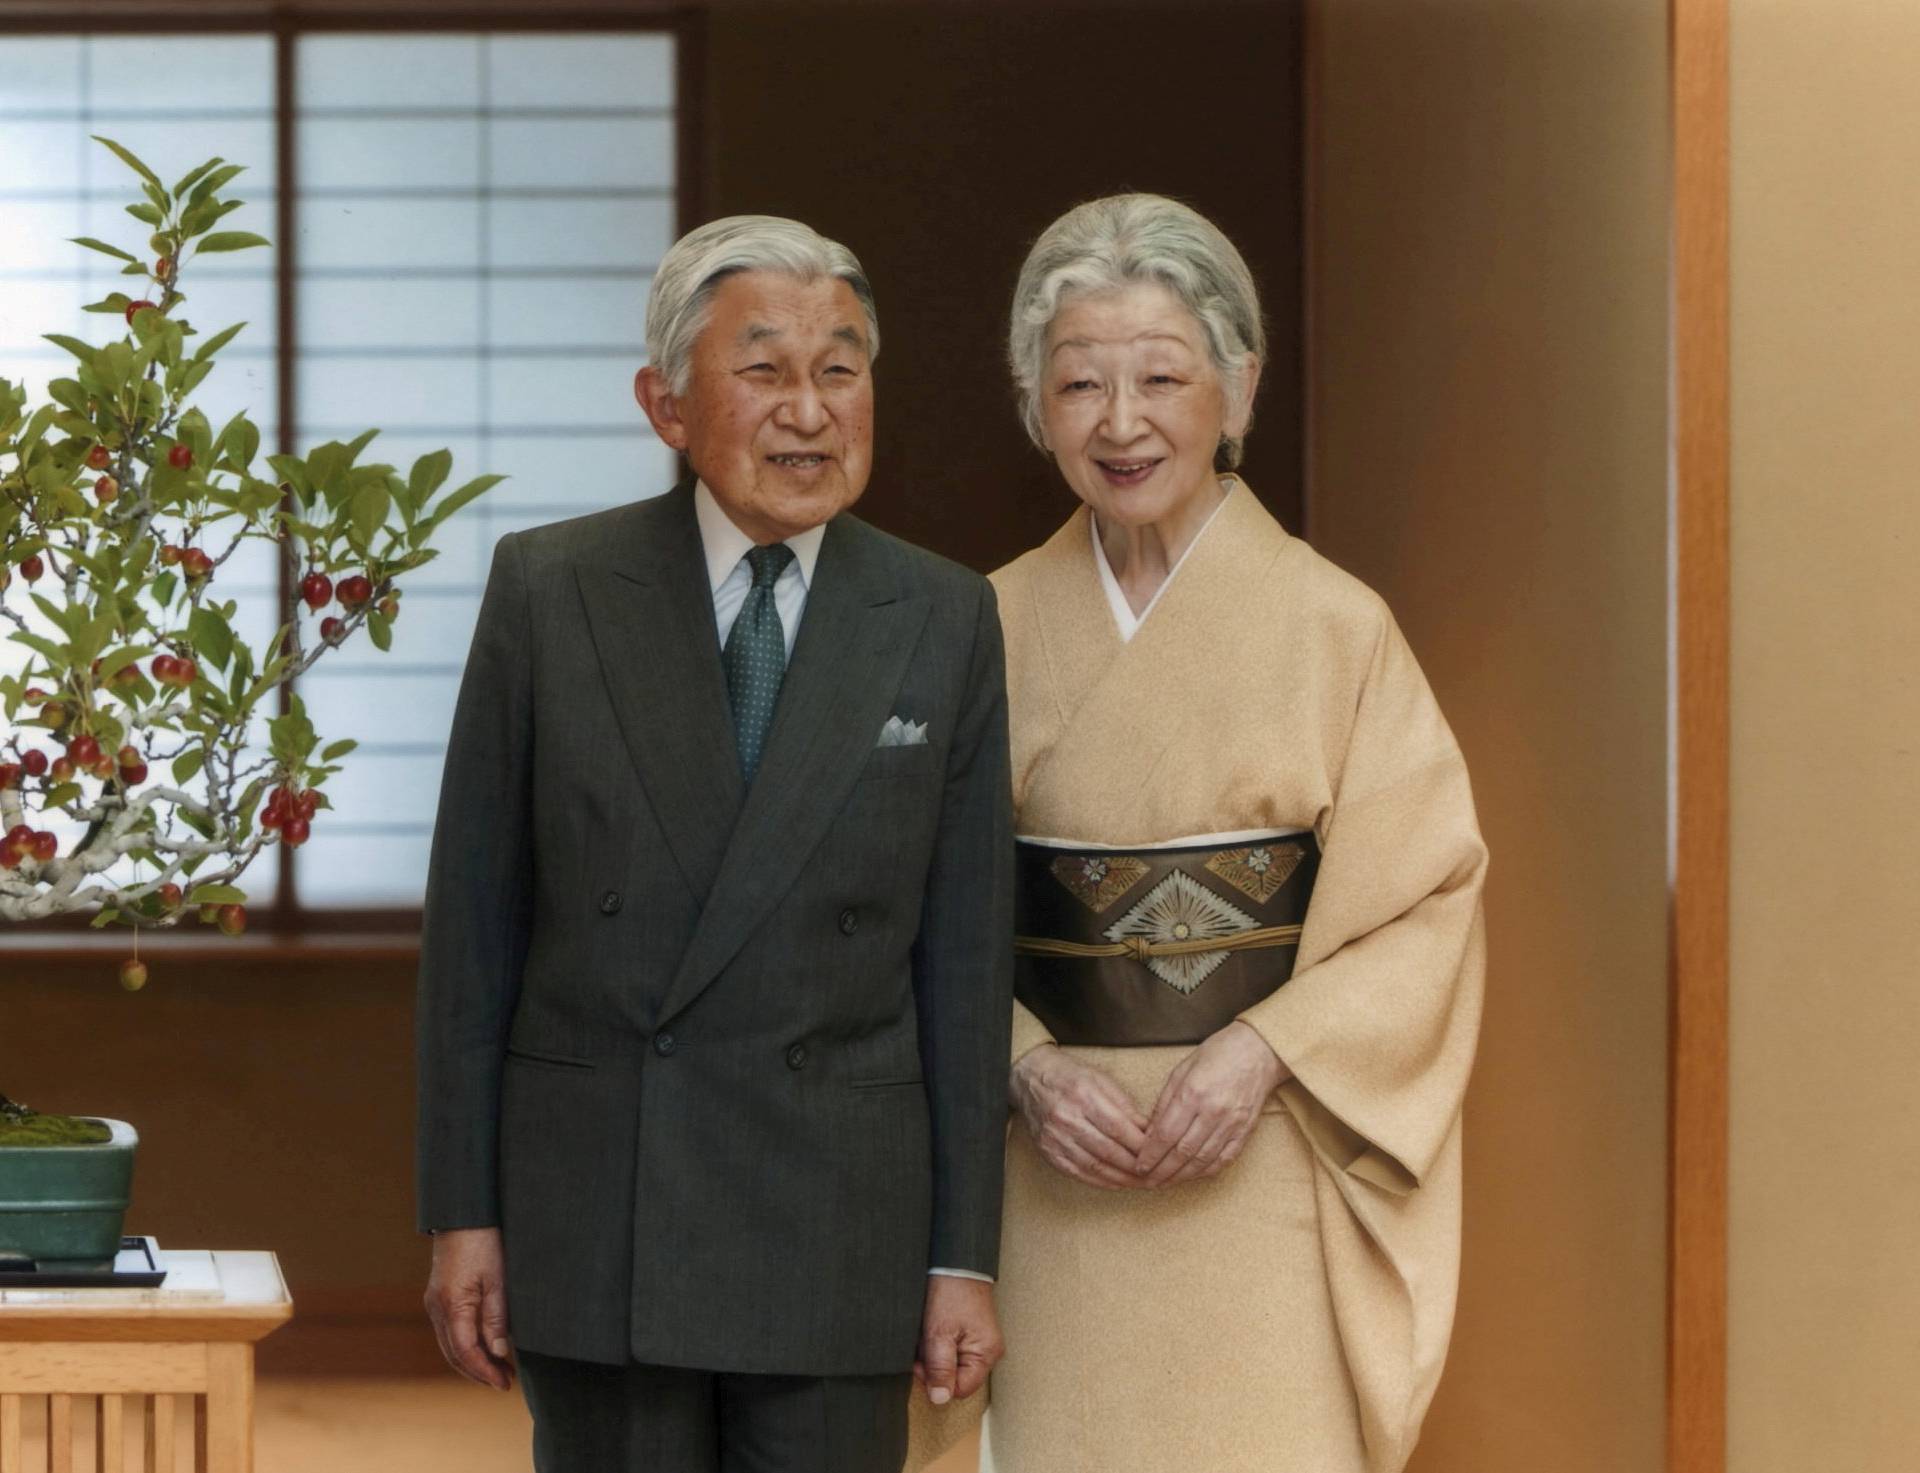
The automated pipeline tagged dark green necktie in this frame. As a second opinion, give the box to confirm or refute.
[724,542,796,783]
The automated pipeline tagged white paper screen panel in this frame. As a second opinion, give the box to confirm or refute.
[291,31,676,908]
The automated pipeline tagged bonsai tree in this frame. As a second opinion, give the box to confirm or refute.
[0,139,500,1141]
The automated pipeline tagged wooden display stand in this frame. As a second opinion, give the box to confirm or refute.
[0,1251,291,1472]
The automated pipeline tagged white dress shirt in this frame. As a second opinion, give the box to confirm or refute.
[691,481,989,1285]
[694,480,824,655]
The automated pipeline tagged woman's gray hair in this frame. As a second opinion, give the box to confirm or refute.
[645,215,879,394]
[1008,194,1265,468]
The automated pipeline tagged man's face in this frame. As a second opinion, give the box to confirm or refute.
[636,270,874,543]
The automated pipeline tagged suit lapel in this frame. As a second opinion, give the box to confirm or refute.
[659,514,930,1024]
[575,484,745,901]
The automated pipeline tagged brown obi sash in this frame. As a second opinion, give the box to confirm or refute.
[1013,835,1320,1047]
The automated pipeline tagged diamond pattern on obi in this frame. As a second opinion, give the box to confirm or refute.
[1204,841,1307,904]
[1104,870,1259,994]
[1049,853,1149,913]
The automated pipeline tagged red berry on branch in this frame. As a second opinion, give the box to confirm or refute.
[119,762,148,785]
[174,657,199,686]
[86,445,112,471]
[150,654,178,684]
[216,903,247,937]
[124,299,158,326]
[119,958,149,992]
[167,444,192,470]
[21,554,44,583]
[320,617,344,643]
[116,745,141,767]
[281,816,310,847]
[40,703,67,730]
[181,548,213,579]
[154,256,174,281]
[0,764,17,789]
[337,574,373,609]
[30,831,56,863]
[158,883,182,910]
[377,595,399,619]
[301,572,332,610]
[69,735,101,767]
[21,750,48,777]
[94,475,118,504]
[91,757,116,781]
[296,789,319,819]
[49,757,75,783]
[159,544,182,566]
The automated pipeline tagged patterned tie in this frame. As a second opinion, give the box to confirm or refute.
[724,542,796,783]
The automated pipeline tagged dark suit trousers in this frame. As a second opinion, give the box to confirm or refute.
[518,1350,911,1473]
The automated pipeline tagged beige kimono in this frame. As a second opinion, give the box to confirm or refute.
[910,480,1486,1473]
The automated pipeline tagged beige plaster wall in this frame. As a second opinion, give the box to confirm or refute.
[1307,3,1671,1468]
[1727,3,1920,1467]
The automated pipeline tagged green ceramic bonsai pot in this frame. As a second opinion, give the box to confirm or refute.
[0,1118,137,1272]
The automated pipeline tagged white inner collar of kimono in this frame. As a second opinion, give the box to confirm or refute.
[1090,477,1235,643]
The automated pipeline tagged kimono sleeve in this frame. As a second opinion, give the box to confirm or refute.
[1237,609,1487,1195]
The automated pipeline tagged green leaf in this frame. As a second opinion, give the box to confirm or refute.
[171,748,206,784]
[74,611,117,665]
[320,739,359,761]
[90,907,121,929]
[367,610,393,652]
[342,427,381,465]
[42,334,94,364]
[192,322,246,362]
[98,645,154,683]
[187,163,245,207]
[46,378,89,415]
[195,231,269,255]
[426,473,506,527]
[407,449,453,507]
[124,202,164,227]
[92,136,163,194]
[187,883,245,905]
[70,236,139,264]
[173,156,225,199]
[8,632,65,664]
[188,605,234,671]
[44,782,83,807]
[349,482,391,546]
[150,571,177,607]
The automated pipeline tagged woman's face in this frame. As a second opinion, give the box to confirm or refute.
[1038,281,1251,530]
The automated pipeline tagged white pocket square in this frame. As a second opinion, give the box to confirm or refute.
[877,716,929,748]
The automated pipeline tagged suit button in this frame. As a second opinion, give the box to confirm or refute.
[599,890,622,915]
[654,1032,676,1057]
[786,1044,808,1070]
[838,908,858,936]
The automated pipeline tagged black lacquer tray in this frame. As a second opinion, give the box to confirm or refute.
[0,1235,168,1288]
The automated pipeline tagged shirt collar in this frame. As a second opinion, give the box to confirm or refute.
[693,480,827,594]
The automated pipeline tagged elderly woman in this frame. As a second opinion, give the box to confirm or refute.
[950,195,1487,1473]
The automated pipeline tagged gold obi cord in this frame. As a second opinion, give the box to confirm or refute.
[1013,834,1320,1047]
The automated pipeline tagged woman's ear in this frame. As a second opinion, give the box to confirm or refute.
[1224,353,1263,441]
[634,365,691,452]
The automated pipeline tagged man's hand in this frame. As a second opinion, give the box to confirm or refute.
[914,1275,1003,1406]
[424,1226,516,1390]
[1134,1020,1290,1188]
[1010,1043,1152,1190]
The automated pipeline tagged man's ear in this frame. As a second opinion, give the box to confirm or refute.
[635,365,691,451]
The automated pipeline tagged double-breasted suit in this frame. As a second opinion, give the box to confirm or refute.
[416,482,1014,1378]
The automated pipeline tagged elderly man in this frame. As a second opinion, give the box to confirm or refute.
[415,216,1013,1472]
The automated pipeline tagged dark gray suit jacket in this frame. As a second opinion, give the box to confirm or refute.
[415,483,1014,1375]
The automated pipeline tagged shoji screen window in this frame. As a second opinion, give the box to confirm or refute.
[0,35,280,891]
[290,31,677,912]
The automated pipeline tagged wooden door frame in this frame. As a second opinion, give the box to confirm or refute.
[1668,0,1730,1468]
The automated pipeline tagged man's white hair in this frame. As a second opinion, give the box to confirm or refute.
[1008,193,1265,468]
[645,215,879,394]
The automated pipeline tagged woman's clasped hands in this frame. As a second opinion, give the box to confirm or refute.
[1009,1020,1291,1190]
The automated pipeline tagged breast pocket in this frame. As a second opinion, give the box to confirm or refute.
[861,742,935,780]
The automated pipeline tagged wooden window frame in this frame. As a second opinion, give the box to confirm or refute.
[0,2,704,948]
